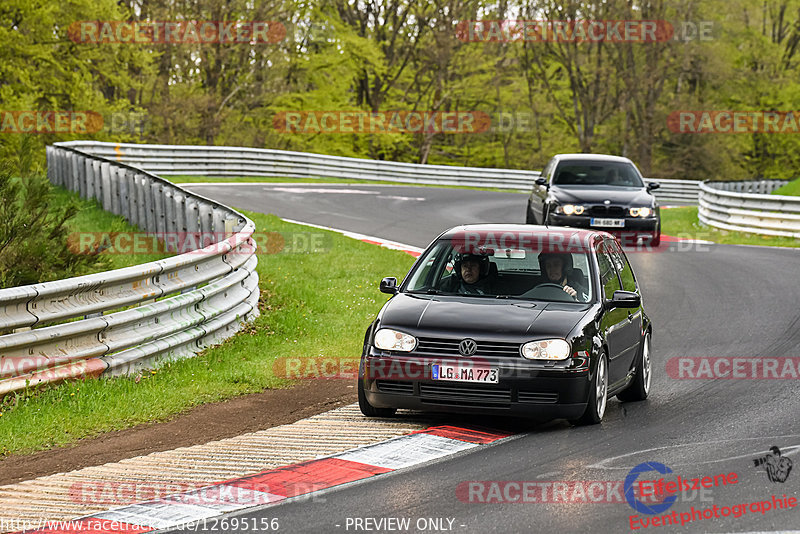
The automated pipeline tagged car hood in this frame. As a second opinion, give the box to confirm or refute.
[551,186,654,206]
[380,293,588,338]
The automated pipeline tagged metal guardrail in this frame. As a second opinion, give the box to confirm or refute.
[62,141,701,204]
[0,145,260,396]
[699,180,799,238]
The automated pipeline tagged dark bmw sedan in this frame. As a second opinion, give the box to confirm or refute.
[526,154,662,246]
[358,224,653,425]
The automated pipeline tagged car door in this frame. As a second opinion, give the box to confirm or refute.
[529,158,554,223]
[595,240,633,386]
[606,239,643,377]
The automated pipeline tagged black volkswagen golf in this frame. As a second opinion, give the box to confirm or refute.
[358,224,652,425]
[526,154,662,246]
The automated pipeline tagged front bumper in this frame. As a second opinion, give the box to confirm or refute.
[360,352,590,420]
[548,214,658,238]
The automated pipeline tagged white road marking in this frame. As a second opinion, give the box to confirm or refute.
[281,218,424,255]
[270,187,377,194]
[589,436,800,470]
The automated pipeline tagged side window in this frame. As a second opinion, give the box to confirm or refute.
[607,240,637,293]
[596,241,621,300]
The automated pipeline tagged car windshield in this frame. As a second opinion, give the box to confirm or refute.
[553,160,644,187]
[404,237,595,303]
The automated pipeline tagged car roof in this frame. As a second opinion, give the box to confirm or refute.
[439,224,609,249]
[553,153,634,164]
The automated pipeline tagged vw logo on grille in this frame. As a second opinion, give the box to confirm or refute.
[459,338,478,356]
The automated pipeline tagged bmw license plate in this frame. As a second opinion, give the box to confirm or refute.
[432,364,498,383]
[590,218,625,228]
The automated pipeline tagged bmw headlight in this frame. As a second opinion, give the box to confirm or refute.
[629,207,652,217]
[374,329,417,352]
[555,204,585,215]
[521,339,571,360]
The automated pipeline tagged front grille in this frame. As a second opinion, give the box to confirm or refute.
[420,382,511,405]
[376,380,414,395]
[518,391,558,404]
[416,337,520,358]
[589,206,625,217]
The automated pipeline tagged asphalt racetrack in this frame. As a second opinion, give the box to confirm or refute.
[175,182,800,533]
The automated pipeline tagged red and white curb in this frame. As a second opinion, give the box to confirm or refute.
[17,426,514,533]
[280,218,423,257]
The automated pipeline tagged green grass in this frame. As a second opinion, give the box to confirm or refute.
[771,178,800,196]
[661,206,800,247]
[0,209,415,456]
[165,175,528,193]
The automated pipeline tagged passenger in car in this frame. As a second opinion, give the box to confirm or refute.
[440,253,497,295]
[537,252,589,301]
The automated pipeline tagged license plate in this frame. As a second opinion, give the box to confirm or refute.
[591,218,625,227]
[432,364,499,383]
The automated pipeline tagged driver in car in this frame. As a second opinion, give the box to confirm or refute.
[441,253,495,295]
[537,252,588,300]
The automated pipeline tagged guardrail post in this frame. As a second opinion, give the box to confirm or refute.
[80,157,90,199]
[135,174,148,230]
[118,168,131,222]
[198,203,213,236]
[212,207,227,234]
[163,186,177,238]
[173,190,186,234]
[109,166,122,216]
[46,146,54,184]
[100,162,113,211]
[70,152,81,192]
[185,198,199,233]
[152,181,166,236]
[88,160,99,201]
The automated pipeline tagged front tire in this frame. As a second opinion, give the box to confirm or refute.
[650,220,661,247]
[358,377,396,417]
[617,331,652,402]
[571,352,608,426]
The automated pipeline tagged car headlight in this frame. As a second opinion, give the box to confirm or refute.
[374,329,417,352]
[521,339,571,360]
[555,204,585,215]
[629,207,652,217]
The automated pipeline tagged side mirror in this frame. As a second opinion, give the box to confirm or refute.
[646,181,660,191]
[535,177,548,187]
[605,290,640,309]
[379,277,398,294]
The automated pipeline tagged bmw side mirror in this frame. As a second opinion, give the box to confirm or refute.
[379,277,398,294]
[646,181,660,191]
[605,290,640,309]
[535,177,548,187]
